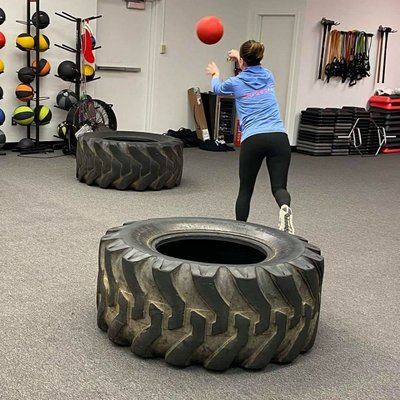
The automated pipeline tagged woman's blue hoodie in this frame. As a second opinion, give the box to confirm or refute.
[211,65,286,142]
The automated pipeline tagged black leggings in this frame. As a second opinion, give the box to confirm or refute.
[235,132,291,221]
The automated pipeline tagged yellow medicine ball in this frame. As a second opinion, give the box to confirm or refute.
[13,106,34,125]
[34,34,50,52]
[16,33,35,51]
[0,59,4,73]
[34,105,52,125]
[83,64,95,81]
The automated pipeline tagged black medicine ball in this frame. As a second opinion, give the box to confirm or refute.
[57,60,80,82]
[0,129,5,150]
[0,86,3,100]
[56,89,78,110]
[18,67,35,84]
[0,9,5,25]
[17,137,35,149]
[32,11,50,29]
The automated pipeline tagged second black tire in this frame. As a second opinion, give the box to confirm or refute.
[76,130,183,190]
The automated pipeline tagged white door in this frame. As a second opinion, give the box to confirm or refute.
[259,15,295,125]
[95,0,154,131]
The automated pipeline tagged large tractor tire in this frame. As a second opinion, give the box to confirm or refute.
[97,218,324,371]
[76,130,183,190]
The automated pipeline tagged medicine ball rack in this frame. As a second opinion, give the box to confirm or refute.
[54,11,101,101]
[53,11,104,155]
[14,0,53,154]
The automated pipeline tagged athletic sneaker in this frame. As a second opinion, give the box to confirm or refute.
[279,205,295,234]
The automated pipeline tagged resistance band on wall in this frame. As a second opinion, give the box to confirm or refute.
[375,25,397,84]
[318,18,339,80]
[318,18,374,87]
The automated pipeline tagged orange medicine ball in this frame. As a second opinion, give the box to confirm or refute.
[15,83,34,101]
[32,58,51,76]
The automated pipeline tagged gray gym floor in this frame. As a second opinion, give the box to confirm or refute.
[1,148,399,400]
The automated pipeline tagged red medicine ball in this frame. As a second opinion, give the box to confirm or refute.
[196,16,224,45]
[0,32,5,49]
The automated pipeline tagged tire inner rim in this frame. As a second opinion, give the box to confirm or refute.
[155,234,269,265]
[103,137,157,143]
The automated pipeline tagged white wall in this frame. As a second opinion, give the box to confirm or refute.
[4,0,400,144]
[296,0,400,116]
[95,0,306,140]
[150,0,307,140]
[96,0,251,133]
[149,0,250,133]
[1,0,97,143]
[134,0,400,143]
[94,0,153,132]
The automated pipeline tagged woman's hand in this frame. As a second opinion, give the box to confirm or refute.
[227,49,240,62]
[206,62,220,78]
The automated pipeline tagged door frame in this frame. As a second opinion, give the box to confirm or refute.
[145,0,161,131]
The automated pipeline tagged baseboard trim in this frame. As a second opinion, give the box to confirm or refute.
[3,140,64,151]
[3,142,298,152]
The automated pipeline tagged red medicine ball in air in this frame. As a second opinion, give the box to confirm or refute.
[196,16,224,45]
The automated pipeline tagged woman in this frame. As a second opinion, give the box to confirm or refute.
[206,39,294,234]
